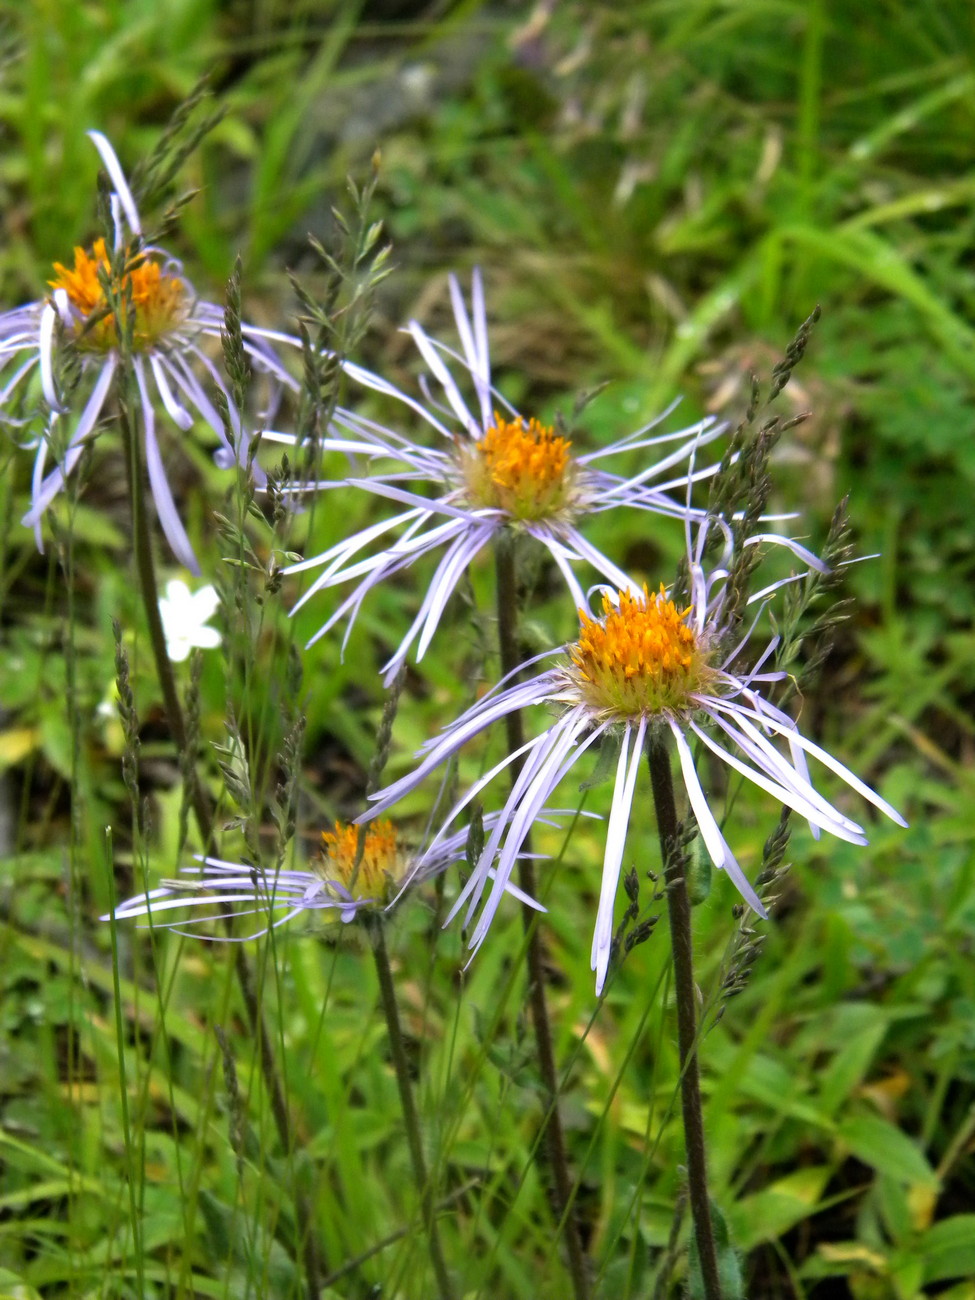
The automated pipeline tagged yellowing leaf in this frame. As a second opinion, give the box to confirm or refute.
[0,727,38,769]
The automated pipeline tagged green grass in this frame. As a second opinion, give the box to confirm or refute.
[1,2,973,1298]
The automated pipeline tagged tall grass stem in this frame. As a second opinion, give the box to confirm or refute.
[117,398,323,1298]
[494,537,591,1300]
[646,731,721,1300]
[369,919,456,1299]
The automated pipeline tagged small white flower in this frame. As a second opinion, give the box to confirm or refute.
[363,516,907,995]
[158,579,221,662]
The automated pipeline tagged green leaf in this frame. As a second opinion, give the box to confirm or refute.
[688,1201,744,1300]
[0,1266,44,1300]
[730,1167,831,1249]
[838,1115,939,1189]
[920,1216,975,1284]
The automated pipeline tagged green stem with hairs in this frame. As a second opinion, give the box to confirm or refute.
[494,537,590,1300]
[369,919,456,1300]
[118,395,323,1300]
[646,730,721,1300]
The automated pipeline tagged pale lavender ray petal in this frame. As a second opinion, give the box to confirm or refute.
[592,717,646,994]
[691,711,866,841]
[184,344,242,441]
[745,532,829,573]
[464,710,596,942]
[572,399,685,461]
[486,867,546,910]
[38,303,65,412]
[23,355,118,525]
[542,536,588,612]
[309,517,454,592]
[412,521,496,661]
[670,721,767,916]
[343,477,489,525]
[162,352,235,459]
[448,270,492,429]
[0,354,41,405]
[342,359,455,439]
[559,526,642,595]
[369,685,559,832]
[290,513,438,611]
[396,736,548,914]
[135,357,200,574]
[584,427,720,486]
[29,430,50,550]
[112,892,285,917]
[88,131,141,236]
[238,334,300,390]
[285,507,427,580]
[418,670,561,747]
[719,605,774,673]
[460,749,569,941]
[407,320,478,433]
[149,354,193,429]
[303,559,393,652]
[723,703,907,828]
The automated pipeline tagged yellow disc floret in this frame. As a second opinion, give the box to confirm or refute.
[568,584,714,718]
[49,238,187,353]
[458,413,577,522]
[318,820,409,904]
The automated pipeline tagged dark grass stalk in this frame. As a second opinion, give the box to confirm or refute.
[646,731,721,1300]
[494,536,590,1300]
[368,919,456,1300]
[55,479,112,1295]
[117,397,323,1299]
[353,666,454,1297]
[102,826,147,1298]
[114,621,206,1286]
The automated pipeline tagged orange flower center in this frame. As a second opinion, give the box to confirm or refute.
[458,413,577,521]
[568,585,714,717]
[318,820,408,904]
[49,238,187,353]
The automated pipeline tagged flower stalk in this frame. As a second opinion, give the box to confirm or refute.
[368,918,456,1300]
[117,389,323,1299]
[646,730,721,1300]
[494,537,591,1300]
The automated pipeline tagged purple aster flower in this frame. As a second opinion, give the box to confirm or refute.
[362,517,907,994]
[0,131,300,573]
[275,270,731,683]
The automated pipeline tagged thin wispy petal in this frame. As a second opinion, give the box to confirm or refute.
[592,717,646,994]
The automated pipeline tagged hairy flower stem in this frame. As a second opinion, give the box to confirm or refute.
[494,539,590,1300]
[118,400,322,1299]
[646,732,721,1300]
[369,920,456,1300]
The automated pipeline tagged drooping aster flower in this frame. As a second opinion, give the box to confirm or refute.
[0,131,300,573]
[362,517,907,994]
[106,812,560,939]
[276,270,731,683]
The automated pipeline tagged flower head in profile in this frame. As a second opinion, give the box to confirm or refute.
[363,517,907,994]
[106,812,548,939]
[279,270,728,683]
[0,132,299,573]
